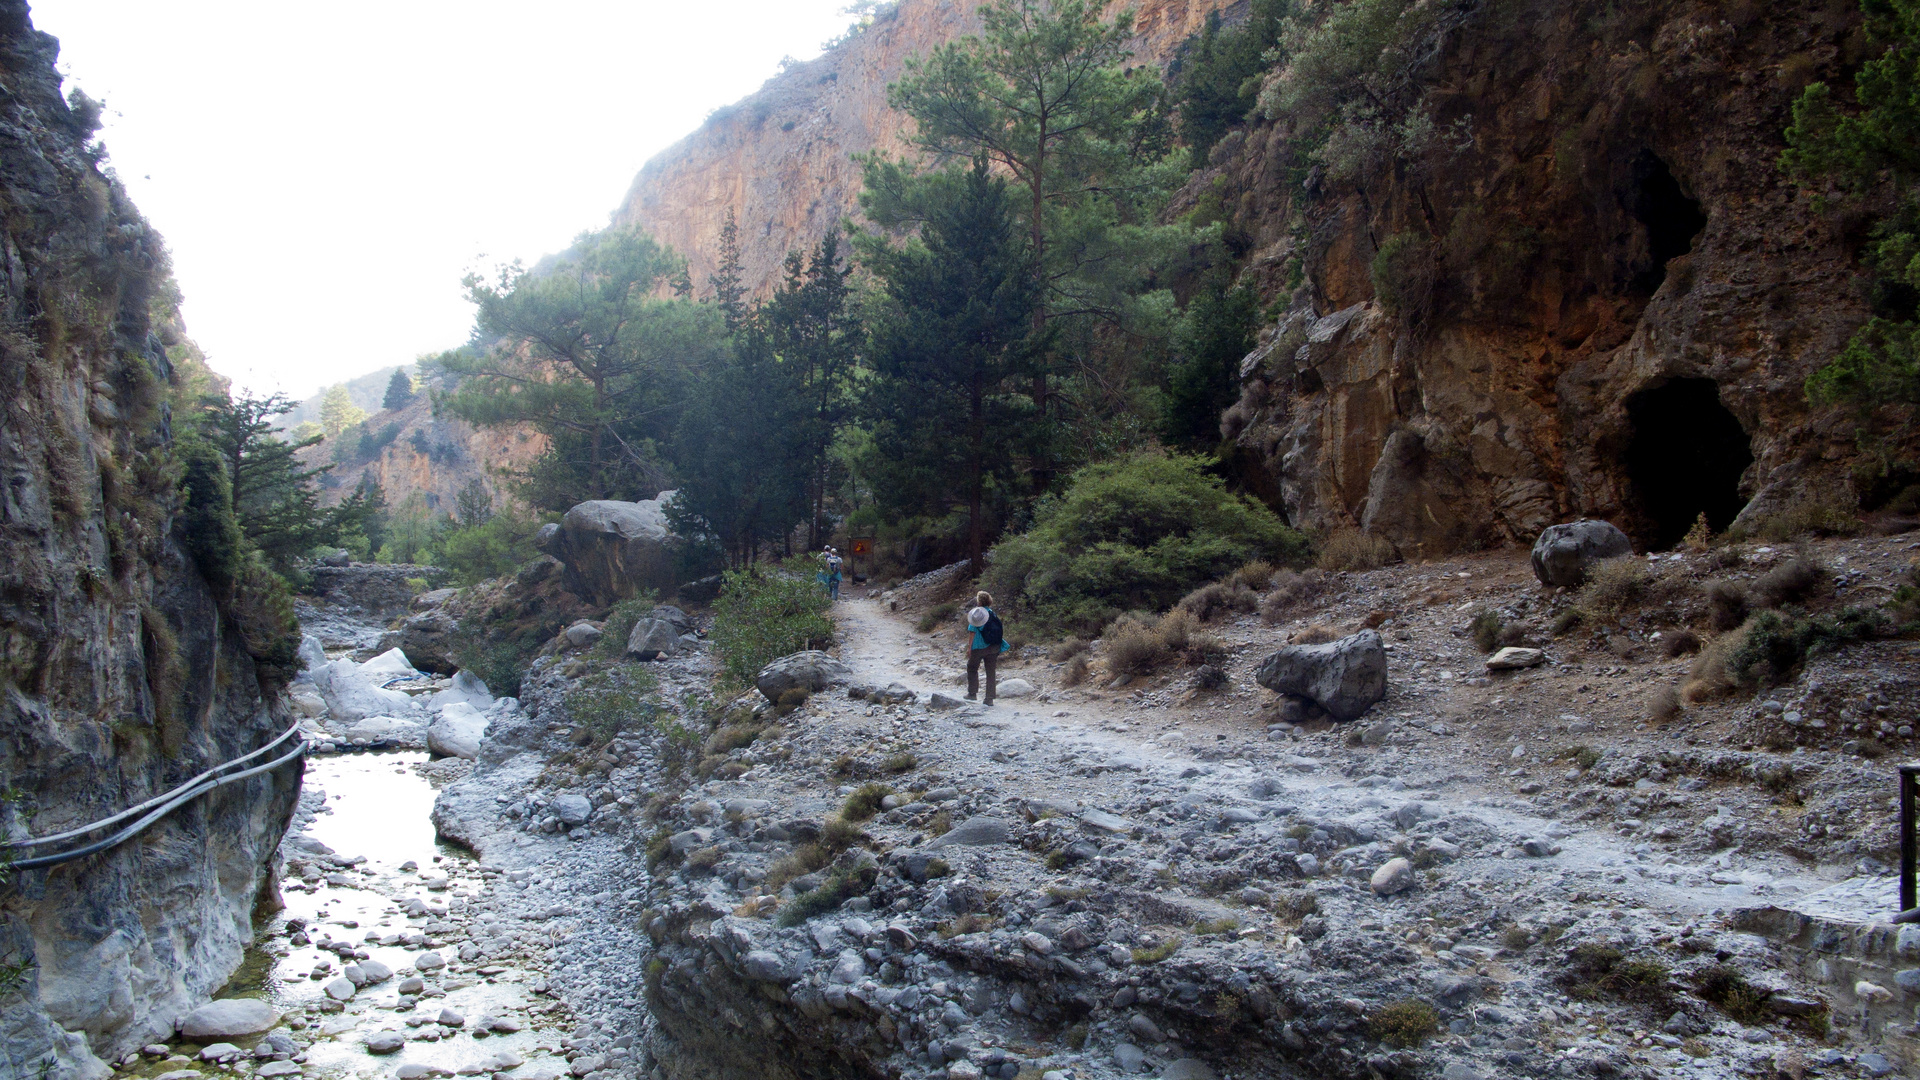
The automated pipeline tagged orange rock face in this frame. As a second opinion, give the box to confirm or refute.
[611,0,1237,297]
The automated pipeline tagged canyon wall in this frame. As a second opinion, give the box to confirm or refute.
[0,4,300,1075]
[306,386,546,520]
[1214,0,1879,557]
[613,0,1245,297]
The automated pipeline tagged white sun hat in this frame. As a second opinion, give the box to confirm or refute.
[967,607,989,628]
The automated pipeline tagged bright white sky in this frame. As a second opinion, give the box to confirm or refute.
[30,0,855,400]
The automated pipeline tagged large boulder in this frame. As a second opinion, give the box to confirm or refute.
[426,702,489,760]
[756,651,852,702]
[431,670,493,713]
[537,493,681,605]
[179,999,279,1039]
[1530,520,1633,587]
[1254,629,1387,721]
[308,657,421,721]
[627,606,697,660]
[397,609,459,675]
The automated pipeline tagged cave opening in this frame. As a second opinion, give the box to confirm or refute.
[1626,151,1707,294]
[1624,378,1753,549]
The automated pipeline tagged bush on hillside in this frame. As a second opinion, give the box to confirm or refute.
[710,560,834,685]
[436,511,545,587]
[1315,528,1395,570]
[981,452,1308,636]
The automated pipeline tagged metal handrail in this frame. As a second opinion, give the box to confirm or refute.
[1,722,306,872]
[0,719,304,851]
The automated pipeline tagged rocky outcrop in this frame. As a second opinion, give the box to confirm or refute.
[755,651,853,702]
[613,0,1241,298]
[0,4,300,1073]
[1217,0,1876,556]
[537,494,681,606]
[308,562,448,622]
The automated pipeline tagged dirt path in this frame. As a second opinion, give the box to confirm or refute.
[831,595,1831,921]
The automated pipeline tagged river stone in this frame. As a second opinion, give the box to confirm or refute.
[358,959,393,983]
[927,816,1011,848]
[359,647,419,680]
[180,999,279,1039]
[254,1062,301,1078]
[426,702,488,760]
[323,977,355,1001]
[755,651,852,701]
[928,692,966,710]
[1485,647,1546,670]
[997,678,1036,698]
[1371,857,1415,896]
[1530,520,1633,587]
[197,1043,239,1061]
[1114,1043,1147,1073]
[1161,1061,1217,1080]
[394,1066,432,1079]
[562,621,604,650]
[1254,630,1387,721]
[552,794,593,826]
[413,951,446,971]
[364,1030,406,1054]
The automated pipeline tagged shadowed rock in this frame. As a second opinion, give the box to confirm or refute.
[1254,630,1387,721]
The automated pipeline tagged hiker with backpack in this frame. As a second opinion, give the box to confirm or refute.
[965,591,1010,705]
[820,547,843,601]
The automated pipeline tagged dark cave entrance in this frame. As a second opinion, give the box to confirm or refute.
[1624,378,1753,549]
[1626,151,1707,294]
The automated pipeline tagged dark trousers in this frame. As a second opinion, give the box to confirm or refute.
[967,647,999,703]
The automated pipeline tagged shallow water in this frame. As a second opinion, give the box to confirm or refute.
[203,752,562,1079]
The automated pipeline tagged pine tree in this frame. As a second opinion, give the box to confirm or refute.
[761,228,861,550]
[318,383,366,437]
[858,160,1038,575]
[382,368,416,411]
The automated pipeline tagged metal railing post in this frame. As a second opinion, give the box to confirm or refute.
[1901,764,1919,915]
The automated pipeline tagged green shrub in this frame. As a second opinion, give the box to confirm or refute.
[1564,943,1674,1009]
[775,864,876,928]
[436,511,546,587]
[1370,231,1434,320]
[1131,935,1183,964]
[596,592,661,659]
[840,783,893,822]
[1693,965,1771,1026]
[564,668,663,746]
[982,452,1307,636]
[447,626,539,697]
[710,561,834,684]
[1368,999,1439,1047]
[1727,607,1890,688]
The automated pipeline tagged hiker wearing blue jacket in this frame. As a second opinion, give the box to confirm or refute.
[964,591,1010,705]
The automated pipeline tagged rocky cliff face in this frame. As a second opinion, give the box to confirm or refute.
[1214,0,1876,557]
[614,0,1244,297]
[0,5,300,1075]
[308,386,546,519]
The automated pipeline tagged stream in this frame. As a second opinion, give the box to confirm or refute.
[125,751,573,1080]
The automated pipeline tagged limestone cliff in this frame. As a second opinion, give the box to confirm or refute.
[1213,0,1883,557]
[613,0,1244,296]
[0,4,300,1075]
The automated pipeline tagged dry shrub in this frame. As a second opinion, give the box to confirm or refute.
[840,783,893,822]
[1648,685,1682,723]
[1577,557,1651,617]
[1684,624,1748,701]
[1229,560,1277,590]
[1496,622,1531,647]
[1260,569,1328,623]
[1705,580,1748,631]
[1178,581,1258,622]
[1468,610,1502,653]
[1049,637,1089,662]
[1747,500,1862,542]
[1183,633,1230,667]
[1292,623,1340,645]
[1662,629,1702,657]
[1750,556,1830,609]
[1106,615,1170,675]
[1062,654,1089,686]
[1316,528,1397,571]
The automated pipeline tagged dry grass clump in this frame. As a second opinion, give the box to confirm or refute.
[1705,580,1748,631]
[840,783,893,822]
[1178,580,1258,622]
[1647,684,1683,723]
[1576,557,1651,617]
[1260,568,1329,623]
[1291,623,1341,645]
[1684,624,1747,701]
[1316,528,1396,571]
[1062,654,1090,686]
[1750,555,1829,609]
[1228,560,1277,590]
[1105,615,1170,675]
[1662,629,1702,657]
[1049,637,1089,662]
[1368,1000,1440,1048]
[1744,500,1862,542]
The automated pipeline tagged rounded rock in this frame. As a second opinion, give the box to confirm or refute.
[1370,857,1415,896]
